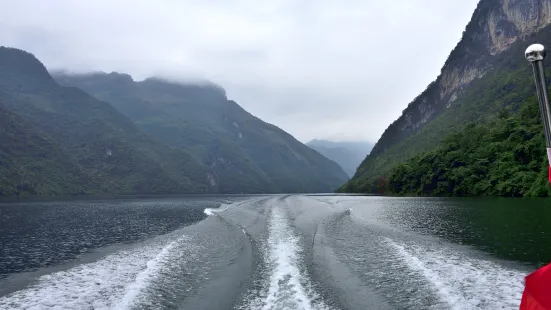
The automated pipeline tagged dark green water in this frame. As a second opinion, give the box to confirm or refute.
[0,195,548,309]
[375,197,551,267]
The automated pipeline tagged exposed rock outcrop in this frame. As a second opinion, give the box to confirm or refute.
[370,0,551,158]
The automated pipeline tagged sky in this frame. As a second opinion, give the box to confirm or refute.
[0,0,480,143]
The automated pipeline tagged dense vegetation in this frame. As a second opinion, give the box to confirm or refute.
[0,47,210,196]
[0,47,348,197]
[388,97,551,197]
[342,17,551,194]
[0,101,91,196]
[54,73,349,193]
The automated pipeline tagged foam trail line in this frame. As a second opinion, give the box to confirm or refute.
[204,199,255,216]
[0,234,192,310]
[385,238,525,310]
[114,236,187,309]
[204,204,230,216]
[241,205,331,310]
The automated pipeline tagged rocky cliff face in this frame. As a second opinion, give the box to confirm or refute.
[370,0,551,158]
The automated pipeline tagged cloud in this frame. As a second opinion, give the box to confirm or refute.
[0,0,479,143]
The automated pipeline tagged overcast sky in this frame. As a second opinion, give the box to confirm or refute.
[0,0,479,143]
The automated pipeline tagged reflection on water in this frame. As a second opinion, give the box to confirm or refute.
[372,197,551,266]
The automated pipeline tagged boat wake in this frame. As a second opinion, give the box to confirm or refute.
[240,205,331,310]
[385,238,525,310]
[0,232,197,310]
[115,235,190,309]
[0,196,533,310]
[205,198,266,216]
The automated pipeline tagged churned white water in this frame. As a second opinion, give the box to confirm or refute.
[114,236,188,309]
[385,238,526,310]
[204,203,236,216]
[0,234,191,310]
[243,206,331,310]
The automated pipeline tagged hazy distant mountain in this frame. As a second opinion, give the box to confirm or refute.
[306,140,373,177]
[54,72,349,194]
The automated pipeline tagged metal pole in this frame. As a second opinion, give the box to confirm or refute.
[526,44,551,163]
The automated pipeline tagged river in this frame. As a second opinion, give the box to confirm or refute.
[0,195,548,309]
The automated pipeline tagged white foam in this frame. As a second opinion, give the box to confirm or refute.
[204,208,215,216]
[204,203,232,216]
[0,235,189,310]
[244,206,331,310]
[385,238,525,310]
[114,236,186,309]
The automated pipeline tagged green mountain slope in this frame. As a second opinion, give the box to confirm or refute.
[0,47,210,196]
[306,140,372,177]
[343,0,551,193]
[0,101,91,196]
[388,97,551,197]
[53,73,349,193]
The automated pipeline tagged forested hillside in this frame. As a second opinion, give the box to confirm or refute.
[0,47,209,196]
[0,46,349,196]
[0,101,91,196]
[388,97,551,197]
[342,0,551,194]
[54,72,348,193]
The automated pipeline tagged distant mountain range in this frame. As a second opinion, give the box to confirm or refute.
[306,140,372,177]
[0,46,348,197]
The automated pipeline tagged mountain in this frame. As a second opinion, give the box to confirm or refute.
[53,72,348,193]
[387,96,551,197]
[343,0,551,193]
[306,140,373,177]
[0,47,210,196]
[0,100,89,196]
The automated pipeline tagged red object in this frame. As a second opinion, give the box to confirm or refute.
[548,165,551,186]
[520,263,551,310]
